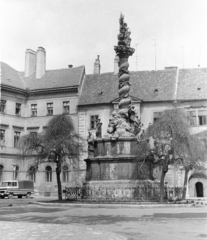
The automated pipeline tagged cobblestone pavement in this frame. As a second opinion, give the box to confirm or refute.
[0,203,207,240]
[0,221,126,240]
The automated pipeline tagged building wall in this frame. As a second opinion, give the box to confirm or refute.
[0,90,80,195]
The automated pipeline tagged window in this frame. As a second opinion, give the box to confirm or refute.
[15,103,21,115]
[188,110,197,126]
[63,101,70,114]
[14,131,20,148]
[187,109,207,126]
[90,115,99,129]
[153,112,162,123]
[47,103,53,115]
[30,132,37,137]
[29,166,36,182]
[0,165,4,182]
[0,129,5,147]
[0,100,6,113]
[62,165,69,182]
[13,166,19,180]
[31,104,37,116]
[198,110,207,126]
[45,166,52,182]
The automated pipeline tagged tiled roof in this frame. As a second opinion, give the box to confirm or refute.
[78,69,177,106]
[1,62,26,89]
[24,66,85,90]
[177,68,207,100]
[1,62,85,91]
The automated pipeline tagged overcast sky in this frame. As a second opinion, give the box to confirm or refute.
[1,0,207,74]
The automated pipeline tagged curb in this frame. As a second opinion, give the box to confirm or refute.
[28,201,201,208]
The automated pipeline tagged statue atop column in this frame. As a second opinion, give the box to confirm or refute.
[107,14,142,139]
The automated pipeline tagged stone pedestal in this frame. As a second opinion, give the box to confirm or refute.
[83,138,159,201]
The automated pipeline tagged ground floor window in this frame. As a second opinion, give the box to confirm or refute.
[13,165,19,180]
[29,166,36,182]
[62,165,69,182]
[45,166,52,182]
[0,165,4,182]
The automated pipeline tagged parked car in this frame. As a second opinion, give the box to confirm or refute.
[0,180,34,199]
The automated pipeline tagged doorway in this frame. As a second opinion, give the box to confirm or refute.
[196,182,203,197]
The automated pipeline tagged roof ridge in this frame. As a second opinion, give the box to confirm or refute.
[44,65,85,72]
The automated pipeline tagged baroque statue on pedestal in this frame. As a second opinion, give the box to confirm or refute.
[107,14,142,140]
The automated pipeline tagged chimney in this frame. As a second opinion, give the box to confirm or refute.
[24,49,36,77]
[114,55,119,74]
[93,55,101,74]
[36,47,46,79]
[68,64,73,68]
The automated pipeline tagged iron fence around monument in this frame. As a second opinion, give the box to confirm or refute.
[63,186,160,202]
[63,186,183,202]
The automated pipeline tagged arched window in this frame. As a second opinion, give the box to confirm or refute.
[45,166,52,182]
[29,166,36,182]
[0,165,4,182]
[62,165,69,182]
[13,166,19,180]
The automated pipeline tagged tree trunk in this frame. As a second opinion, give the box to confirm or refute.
[182,166,190,200]
[159,163,168,203]
[56,159,62,201]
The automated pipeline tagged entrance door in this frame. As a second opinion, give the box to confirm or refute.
[196,182,203,197]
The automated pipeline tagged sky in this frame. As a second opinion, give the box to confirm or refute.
[1,0,207,74]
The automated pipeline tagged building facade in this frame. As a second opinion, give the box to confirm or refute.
[78,58,207,198]
[0,47,85,195]
[1,48,207,198]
